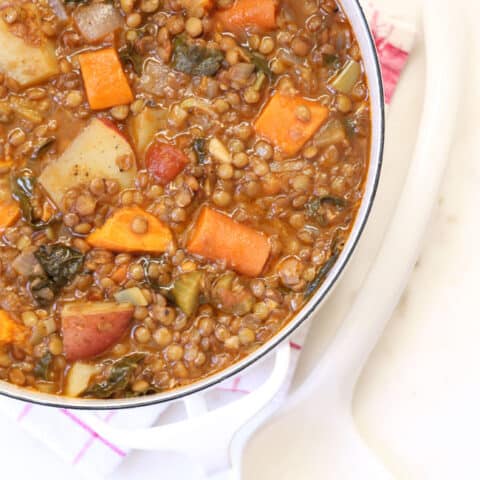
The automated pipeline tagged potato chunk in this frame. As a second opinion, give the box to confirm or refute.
[39,118,137,209]
[0,17,59,88]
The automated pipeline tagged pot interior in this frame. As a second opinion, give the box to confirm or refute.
[0,0,384,409]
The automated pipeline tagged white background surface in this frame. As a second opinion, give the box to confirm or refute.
[1,0,477,478]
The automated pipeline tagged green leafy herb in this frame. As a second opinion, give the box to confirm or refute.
[11,171,57,230]
[172,36,224,77]
[305,197,323,219]
[305,195,348,227]
[320,196,348,209]
[141,256,173,294]
[12,172,35,198]
[323,53,341,70]
[34,352,53,380]
[119,44,144,76]
[306,195,347,216]
[31,244,84,305]
[31,137,56,162]
[34,244,84,290]
[83,353,146,398]
[192,138,207,164]
[245,49,274,79]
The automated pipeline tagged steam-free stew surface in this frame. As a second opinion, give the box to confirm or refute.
[0,0,370,398]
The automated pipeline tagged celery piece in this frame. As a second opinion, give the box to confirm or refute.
[329,60,361,94]
[172,271,203,316]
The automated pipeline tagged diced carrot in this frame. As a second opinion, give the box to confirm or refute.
[87,206,173,254]
[0,201,20,232]
[254,92,329,156]
[0,310,26,344]
[215,0,277,34]
[79,48,134,110]
[187,207,271,277]
[111,264,128,284]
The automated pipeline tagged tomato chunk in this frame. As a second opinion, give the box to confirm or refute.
[145,142,189,185]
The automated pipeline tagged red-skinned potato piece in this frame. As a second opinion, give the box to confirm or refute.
[62,302,134,361]
[146,142,188,185]
[98,117,130,143]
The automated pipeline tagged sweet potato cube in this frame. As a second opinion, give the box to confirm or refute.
[254,92,329,156]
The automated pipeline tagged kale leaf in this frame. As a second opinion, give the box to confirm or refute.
[30,244,84,305]
[192,138,207,164]
[119,44,144,76]
[11,171,57,230]
[244,49,274,79]
[83,353,146,398]
[34,244,84,289]
[30,137,56,162]
[34,352,53,380]
[172,36,224,77]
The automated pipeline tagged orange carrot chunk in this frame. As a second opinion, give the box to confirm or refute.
[0,310,26,344]
[215,0,277,34]
[187,207,271,277]
[87,206,173,254]
[0,201,20,232]
[254,92,329,156]
[79,48,134,110]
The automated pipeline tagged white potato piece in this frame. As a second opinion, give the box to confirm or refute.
[65,362,98,397]
[39,118,137,209]
[0,18,59,88]
[128,106,168,160]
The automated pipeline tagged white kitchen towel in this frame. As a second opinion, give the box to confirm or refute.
[0,3,416,479]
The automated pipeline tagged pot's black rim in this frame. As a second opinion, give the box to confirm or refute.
[0,0,385,410]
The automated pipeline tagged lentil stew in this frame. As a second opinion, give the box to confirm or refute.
[0,0,371,399]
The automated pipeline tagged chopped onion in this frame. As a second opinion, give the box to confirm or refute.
[140,61,171,95]
[229,63,255,84]
[208,137,232,164]
[270,160,308,172]
[48,0,67,22]
[180,97,217,117]
[73,4,123,43]
[43,317,57,335]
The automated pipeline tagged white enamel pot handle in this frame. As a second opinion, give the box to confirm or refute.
[79,344,291,478]
[278,0,466,478]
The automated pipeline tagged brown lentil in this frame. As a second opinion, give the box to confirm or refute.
[130,215,149,234]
